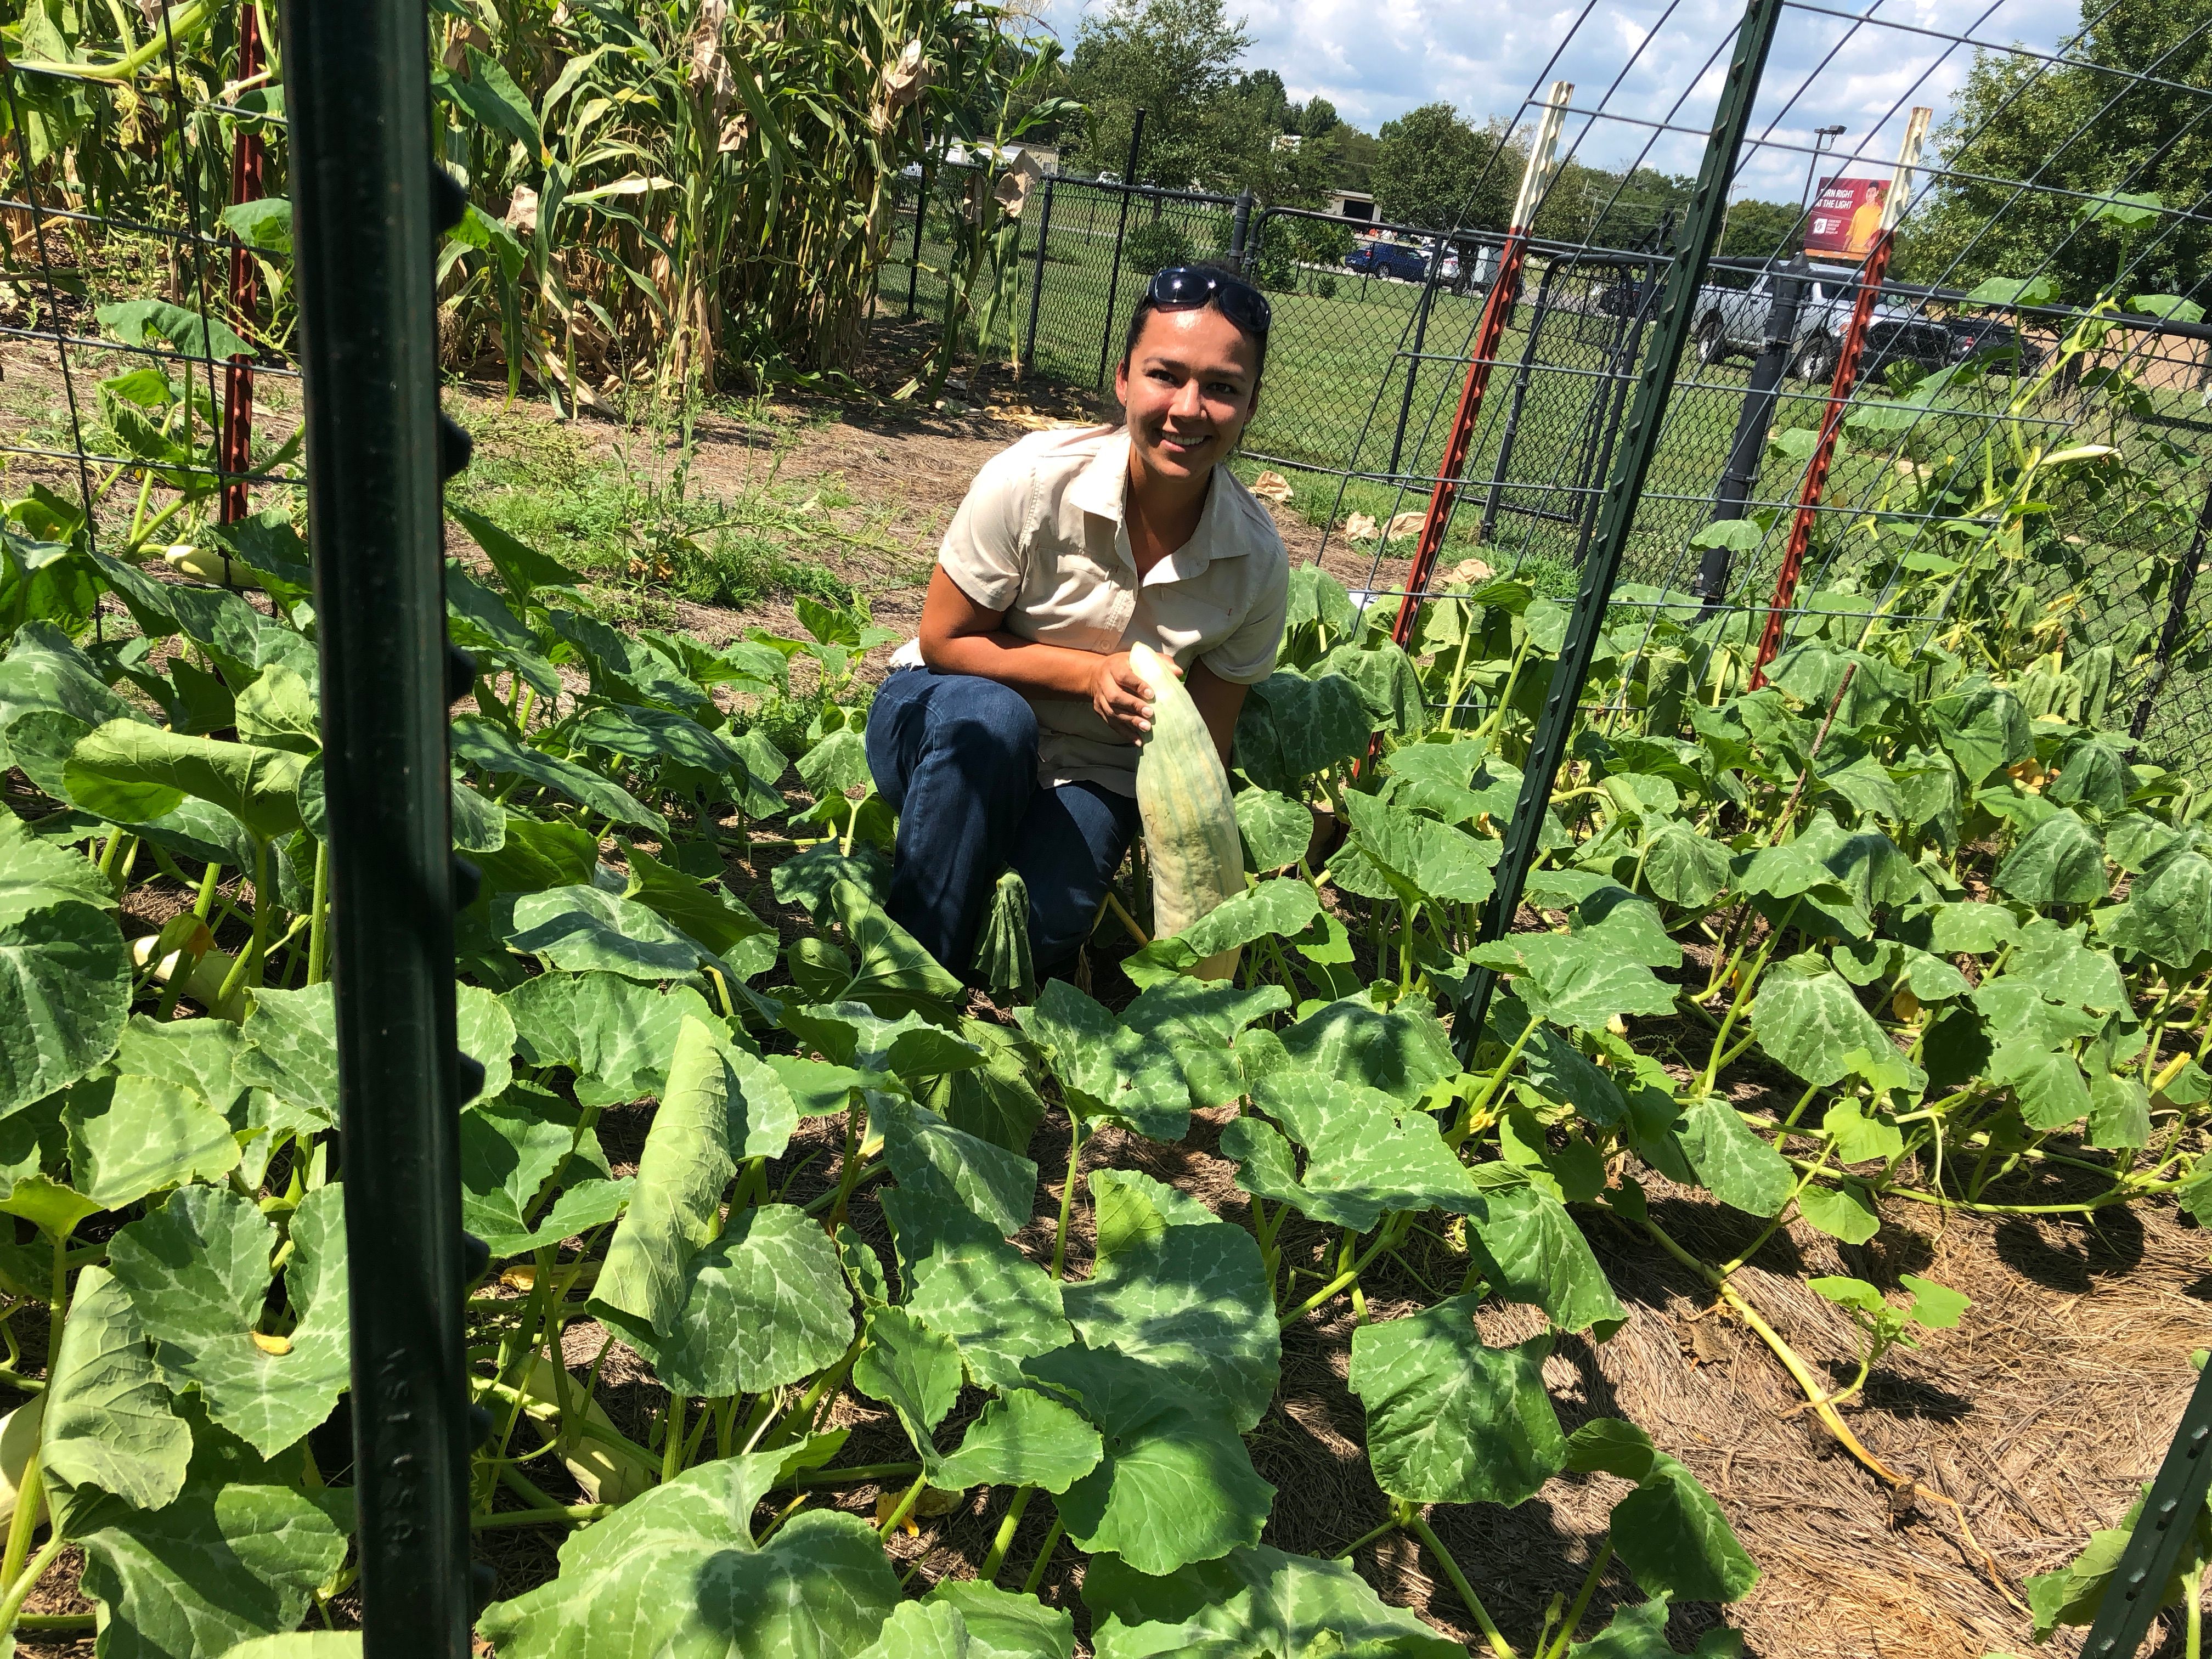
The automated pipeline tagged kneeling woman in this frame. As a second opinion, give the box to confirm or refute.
[867,267,1289,978]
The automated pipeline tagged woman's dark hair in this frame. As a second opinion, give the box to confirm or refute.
[1120,263,1271,404]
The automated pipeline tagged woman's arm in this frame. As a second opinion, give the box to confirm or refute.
[1184,660,1249,767]
[917,566,1159,739]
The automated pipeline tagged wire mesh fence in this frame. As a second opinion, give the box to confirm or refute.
[1274,1,2212,777]
[0,14,298,599]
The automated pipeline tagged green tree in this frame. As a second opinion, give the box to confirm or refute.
[1292,95,1340,139]
[1335,125,1381,195]
[1532,161,1692,251]
[1064,0,1252,190]
[1719,198,1804,264]
[1372,103,1519,230]
[1897,0,2212,301]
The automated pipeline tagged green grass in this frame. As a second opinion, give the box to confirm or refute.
[447,406,865,624]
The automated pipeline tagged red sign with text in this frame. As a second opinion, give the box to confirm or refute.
[1805,176,1888,258]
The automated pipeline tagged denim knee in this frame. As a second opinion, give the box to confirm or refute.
[928,675,1039,775]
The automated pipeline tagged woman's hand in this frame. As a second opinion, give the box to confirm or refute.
[1089,650,1175,740]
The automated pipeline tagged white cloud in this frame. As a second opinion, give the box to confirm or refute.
[1037,0,2087,201]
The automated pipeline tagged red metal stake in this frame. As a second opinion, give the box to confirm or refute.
[1387,232,1534,648]
[1748,226,1892,687]
[1752,105,1931,687]
[218,1,266,526]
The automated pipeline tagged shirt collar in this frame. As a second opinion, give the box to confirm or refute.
[1069,430,1254,585]
[1066,430,1131,522]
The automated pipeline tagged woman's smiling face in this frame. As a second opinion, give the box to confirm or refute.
[1115,304,1263,483]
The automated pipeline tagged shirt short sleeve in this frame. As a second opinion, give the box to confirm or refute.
[936,445,1034,612]
[1200,538,1290,685]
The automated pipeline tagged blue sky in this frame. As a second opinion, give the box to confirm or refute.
[1032,0,2086,202]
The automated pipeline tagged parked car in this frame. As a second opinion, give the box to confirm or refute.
[1692,263,1950,380]
[1942,313,2045,374]
[1344,239,1432,283]
[1343,236,1488,294]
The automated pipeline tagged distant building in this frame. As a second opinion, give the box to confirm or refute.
[1327,188,1375,224]
[1272,133,1302,153]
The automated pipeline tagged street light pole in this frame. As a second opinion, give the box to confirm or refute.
[1801,124,1846,221]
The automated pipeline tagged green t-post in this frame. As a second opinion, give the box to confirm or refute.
[1456,0,1786,1052]
[285,0,479,1651]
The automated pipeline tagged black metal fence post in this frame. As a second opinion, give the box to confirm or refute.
[1480,258,1566,541]
[284,0,476,1653]
[1693,253,1809,603]
[1096,109,1146,389]
[1457,0,1786,1048]
[1229,188,1253,269]
[1021,174,1056,373]
[1387,273,1440,479]
[2079,1358,2212,1657]
[2130,477,2212,741]
[906,130,930,318]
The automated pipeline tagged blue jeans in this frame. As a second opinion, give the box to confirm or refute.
[865,668,1139,978]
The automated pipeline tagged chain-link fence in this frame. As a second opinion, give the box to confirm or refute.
[881,162,1245,388]
[0,12,297,589]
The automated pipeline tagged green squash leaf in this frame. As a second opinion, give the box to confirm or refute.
[233,984,340,1126]
[882,1190,1071,1392]
[1750,968,1893,1088]
[105,1183,349,1458]
[1023,1342,1274,1577]
[1348,1293,1563,1506]
[43,1263,192,1534]
[504,973,725,1109]
[876,1091,1038,1239]
[933,1387,1104,1496]
[1085,1544,1462,1658]
[65,720,303,840]
[1995,809,2108,906]
[63,1071,238,1207]
[853,1302,965,1458]
[1675,1095,1793,1218]
[452,715,668,838]
[0,895,131,1116]
[1465,1183,1627,1336]
[76,1474,348,1659]
[476,1455,901,1658]
[1234,789,1312,871]
[1246,1072,1480,1232]
[1063,1170,1280,1433]
[926,1580,1076,1659]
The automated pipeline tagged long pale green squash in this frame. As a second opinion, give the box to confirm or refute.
[1130,643,1244,980]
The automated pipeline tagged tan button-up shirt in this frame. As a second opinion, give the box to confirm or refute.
[890,424,1289,796]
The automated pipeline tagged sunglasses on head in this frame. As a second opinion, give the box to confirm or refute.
[1145,266,1272,335]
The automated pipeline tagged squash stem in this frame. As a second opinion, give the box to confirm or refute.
[1406,1511,1517,1659]
[979,1487,1032,1582]
[1542,1539,1613,1658]
[0,1531,64,1649]
[1451,1012,1541,1148]
[876,1472,927,1541]
[305,837,331,987]
[1019,1517,1065,1596]
[1050,1112,1086,1280]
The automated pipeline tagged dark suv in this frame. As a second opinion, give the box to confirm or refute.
[1942,314,2044,374]
[1344,240,1431,283]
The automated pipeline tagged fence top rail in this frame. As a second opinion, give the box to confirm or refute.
[1700,254,2212,342]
